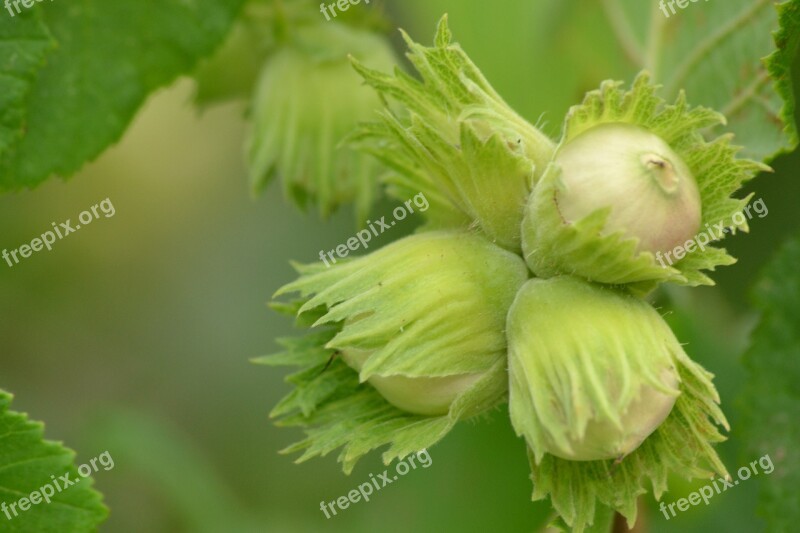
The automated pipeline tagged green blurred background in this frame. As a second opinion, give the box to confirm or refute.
[0,1,797,531]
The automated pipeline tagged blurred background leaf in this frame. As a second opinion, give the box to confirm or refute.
[84,410,265,533]
[0,0,245,191]
[738,232,800,532]
[595,0,792,161]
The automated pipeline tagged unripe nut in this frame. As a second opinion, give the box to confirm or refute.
[555,123,702,255]
[544,367,678,461]
[341,348,482,416]
[507,277,682,461]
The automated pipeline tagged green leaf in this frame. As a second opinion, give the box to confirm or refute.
[0,10,54,162]
[765,0,800,154]
[0,0,245,192]
[559,0,797,161]
[0,390,107,531]
[656,0,793,161]
[739,232,800,531]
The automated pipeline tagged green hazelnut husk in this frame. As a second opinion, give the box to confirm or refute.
[507,277,683,461]
[276,230,529,416]
[247,22,397,220]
